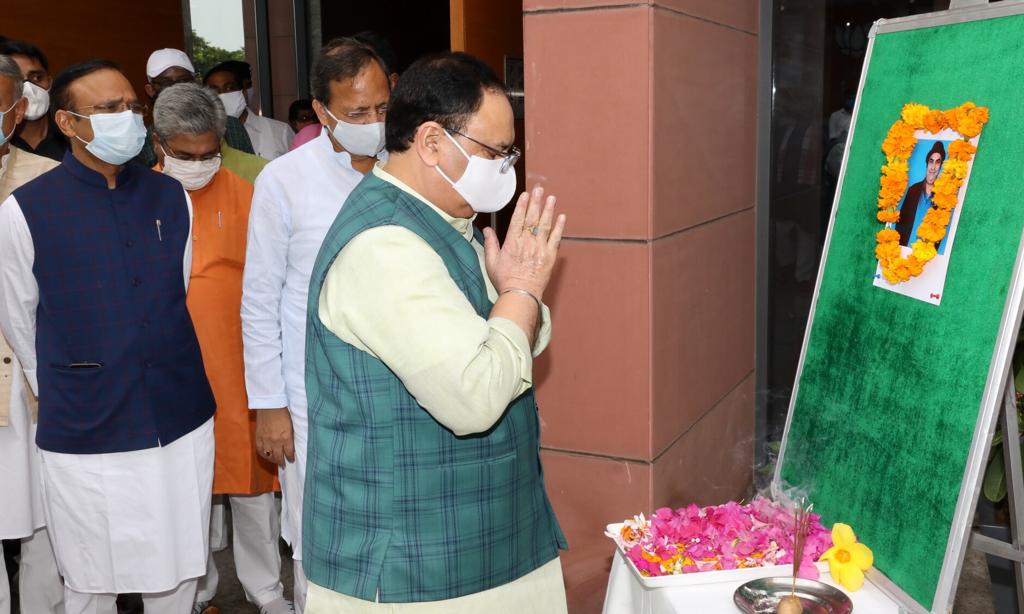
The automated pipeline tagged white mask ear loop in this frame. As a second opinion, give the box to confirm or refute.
[435,130,471,185]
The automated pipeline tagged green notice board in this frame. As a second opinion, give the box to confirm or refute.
[775,5,1024,612]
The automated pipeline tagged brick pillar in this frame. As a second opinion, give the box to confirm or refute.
[523,2,758,611]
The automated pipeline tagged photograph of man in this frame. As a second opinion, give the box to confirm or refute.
[894,140,948,250]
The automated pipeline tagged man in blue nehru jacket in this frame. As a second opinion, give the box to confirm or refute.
[0,59,216,614]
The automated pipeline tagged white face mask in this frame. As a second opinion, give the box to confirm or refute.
[219,90,247,118]
[324,107,384,157]
[69,109,147,165]
[22,82,50,121]
[435,130,517,214]
[159,145,222,191]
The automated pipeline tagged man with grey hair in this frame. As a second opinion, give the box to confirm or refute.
[153,83,291,614]
[0,53,64,614]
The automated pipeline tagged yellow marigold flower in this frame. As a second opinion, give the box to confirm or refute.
[911,240,937,262]
[944,159,968,180]
[901,103,929,128]
[821,524,873,592]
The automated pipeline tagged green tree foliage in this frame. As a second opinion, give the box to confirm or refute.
[190,31,244,78]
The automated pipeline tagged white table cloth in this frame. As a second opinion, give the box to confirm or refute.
[602,549,903,613]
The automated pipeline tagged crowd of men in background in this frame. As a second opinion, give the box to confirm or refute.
[0,27,567,614]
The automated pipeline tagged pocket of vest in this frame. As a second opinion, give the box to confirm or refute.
[437,449,516,470]
[51,362,104,372]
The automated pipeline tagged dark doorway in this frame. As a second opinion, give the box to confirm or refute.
[319,1,450,73]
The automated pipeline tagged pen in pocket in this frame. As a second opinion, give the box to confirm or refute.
[155,219,163,241]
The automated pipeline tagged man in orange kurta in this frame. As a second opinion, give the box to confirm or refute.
[152,82,291,614]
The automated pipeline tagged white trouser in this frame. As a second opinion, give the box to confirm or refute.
[195,492,284,607]
[294,558,308,614]
[63,578,197,614]
[0,527,64,614]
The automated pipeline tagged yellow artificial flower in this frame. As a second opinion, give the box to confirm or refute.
[820,523,873,591]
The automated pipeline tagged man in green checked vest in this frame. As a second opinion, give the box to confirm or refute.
[303,52,569,613]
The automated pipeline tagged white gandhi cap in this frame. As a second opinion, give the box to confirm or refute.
[146,48,195,80]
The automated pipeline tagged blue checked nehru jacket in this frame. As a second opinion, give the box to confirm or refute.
[14,153,215,454]
[303,172,567,602]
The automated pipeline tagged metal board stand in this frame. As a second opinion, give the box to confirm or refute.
[971,376,1024,614]
[770,1,1024,611]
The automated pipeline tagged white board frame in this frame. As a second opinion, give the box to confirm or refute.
[770,2,1024,612]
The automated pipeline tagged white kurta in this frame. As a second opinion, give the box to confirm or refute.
[0,190,212,594]
[241,131,377,560]
[243,110,294,161]
[0,352,44,539]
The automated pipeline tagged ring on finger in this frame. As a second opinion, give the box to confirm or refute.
[530,226,541,236]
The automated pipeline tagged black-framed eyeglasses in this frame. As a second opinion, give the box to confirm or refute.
[447,129,521,174]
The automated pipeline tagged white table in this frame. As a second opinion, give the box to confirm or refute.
[602,549,903,613]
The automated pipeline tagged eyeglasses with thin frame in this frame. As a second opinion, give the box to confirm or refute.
[339,104,388,122]
[70,101,148,116]
[447,129,521,174]
[159,142,222,163]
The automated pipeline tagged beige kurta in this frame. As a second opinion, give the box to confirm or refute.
[0,147,56,427]
[309,165,566,613]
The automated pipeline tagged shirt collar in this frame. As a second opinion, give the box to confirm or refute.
[62,149,137,189]
[372,164,475,240]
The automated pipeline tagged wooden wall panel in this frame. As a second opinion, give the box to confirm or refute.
[2,0,185,104]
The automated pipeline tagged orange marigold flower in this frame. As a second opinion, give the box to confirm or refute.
[877,210,900,223]
[973,106,990,125]
[916,223,947,244]
[923,110,947,134]
[876,229,900,243]
[882,268,902,284]
[949,140,977,161]
[958,117,983,138]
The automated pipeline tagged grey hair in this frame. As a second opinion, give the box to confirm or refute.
[153,82,226,140]
[0,55,24,103]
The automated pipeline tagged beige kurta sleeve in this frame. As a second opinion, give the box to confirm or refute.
[318,224,552,437]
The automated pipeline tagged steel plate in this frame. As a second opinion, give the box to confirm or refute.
[734,577,854,614]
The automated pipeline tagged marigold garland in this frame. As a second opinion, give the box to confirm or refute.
[875,102,988,284]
